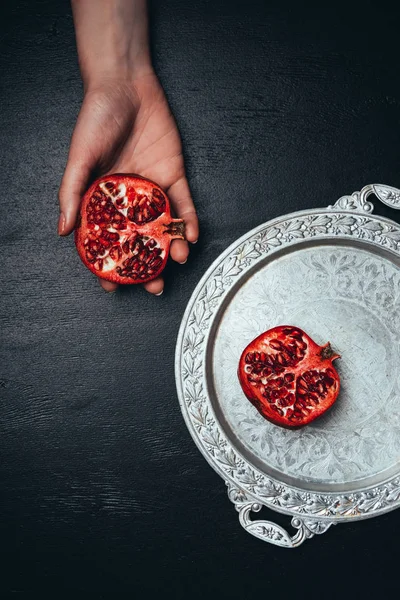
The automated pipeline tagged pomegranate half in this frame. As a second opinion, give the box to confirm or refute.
[238,326,340,428]
[75,174,185,284]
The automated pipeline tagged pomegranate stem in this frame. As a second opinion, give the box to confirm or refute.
[164,219,186,240]
[320,343,340,361]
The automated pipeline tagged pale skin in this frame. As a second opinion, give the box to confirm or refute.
[58,0,199,293]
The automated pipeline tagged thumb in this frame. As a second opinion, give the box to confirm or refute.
[58,147,93,236]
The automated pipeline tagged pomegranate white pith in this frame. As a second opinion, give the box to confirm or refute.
[238,325,340,428]
[75,174,185,284]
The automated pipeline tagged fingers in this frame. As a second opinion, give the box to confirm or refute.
[170,239,189,264]
[58,103,97,236]
[98,278,118,293]
[58,155,92,236]
[167,176,199,244]
[143,277,164,295]
[99,277,164,295]
[61,141,109,290]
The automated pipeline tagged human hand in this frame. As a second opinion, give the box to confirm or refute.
[59,0,198,293]
[59,72,198,293]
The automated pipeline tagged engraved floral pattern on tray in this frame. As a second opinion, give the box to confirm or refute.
[213,247,400,484]
[176,187,400,527]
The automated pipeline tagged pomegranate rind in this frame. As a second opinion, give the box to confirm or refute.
[75,173,181,284]
[238,325,340,428]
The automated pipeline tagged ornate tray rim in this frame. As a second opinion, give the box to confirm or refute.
[175,184,400,547]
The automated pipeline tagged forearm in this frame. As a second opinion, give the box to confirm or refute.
[71,0,152,88]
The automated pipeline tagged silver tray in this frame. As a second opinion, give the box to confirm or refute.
[175,184,400,548]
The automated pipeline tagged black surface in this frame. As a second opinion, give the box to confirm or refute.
[1,0,399,597]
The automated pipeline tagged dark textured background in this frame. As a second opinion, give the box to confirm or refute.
[1,0,399,597]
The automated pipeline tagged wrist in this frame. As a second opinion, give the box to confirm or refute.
[81,59,154,92]
[72,0,152,90]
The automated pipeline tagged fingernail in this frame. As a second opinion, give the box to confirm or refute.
[191,239,198,244]
[155,290,164,296]
[179,258,188,265]
[58,213,66,235]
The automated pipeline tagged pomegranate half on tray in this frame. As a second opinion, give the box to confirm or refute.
[238,325,340,428]
[75,174,185,283]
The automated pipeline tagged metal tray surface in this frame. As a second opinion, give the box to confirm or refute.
[176,184,400,547]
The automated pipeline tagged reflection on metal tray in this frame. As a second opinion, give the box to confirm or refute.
[176,184,400,547]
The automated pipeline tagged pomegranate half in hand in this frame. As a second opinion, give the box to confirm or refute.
[75,174,185,284]
[238,326,340,428]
